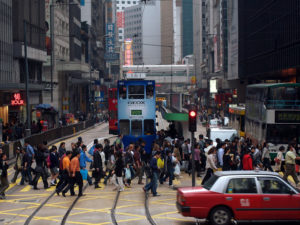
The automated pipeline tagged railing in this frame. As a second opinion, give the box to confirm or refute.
[1,119,99,160]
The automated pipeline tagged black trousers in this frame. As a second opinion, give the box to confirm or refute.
[201,168,214,185]
[33,167,48,188]
[63,171,83,195]
[94,169,102,187]
[56,170,69,193]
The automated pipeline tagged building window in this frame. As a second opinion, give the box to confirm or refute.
[128,1,130,3]
[133,1,136,4]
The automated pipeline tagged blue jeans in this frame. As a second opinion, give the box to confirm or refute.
[165,168,174,186]
[145,171,158,196]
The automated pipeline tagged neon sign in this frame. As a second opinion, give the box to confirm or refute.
[11,93,24,106]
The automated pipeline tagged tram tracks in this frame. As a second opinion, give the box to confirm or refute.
[111,179,157,225]
[24,183,89,225]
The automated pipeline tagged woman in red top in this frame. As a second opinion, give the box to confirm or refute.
[243,150,253,170]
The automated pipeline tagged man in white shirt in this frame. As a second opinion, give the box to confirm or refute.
[217,142,226,168]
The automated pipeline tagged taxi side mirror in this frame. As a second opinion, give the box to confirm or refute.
[289,189,295,195]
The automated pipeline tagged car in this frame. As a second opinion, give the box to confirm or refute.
[177,171,300,225]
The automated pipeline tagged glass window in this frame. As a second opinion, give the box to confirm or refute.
[202,175,219,190]
[119,120,130,135]
[267,124,300,144]
[146,85,154,99]
[128,85,144,99]
[258,177,292,194]
[131,120,142,136]
[144,119,155,135]
[119,85,127,99]
[226,178,257,194]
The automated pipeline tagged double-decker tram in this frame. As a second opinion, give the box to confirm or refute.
[117,80,156,153]
[108,88,118,134]
[245,83,300,158]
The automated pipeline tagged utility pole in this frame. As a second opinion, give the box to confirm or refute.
[170,46,173,106]
[24,21,31,136]
[50,4,54,102]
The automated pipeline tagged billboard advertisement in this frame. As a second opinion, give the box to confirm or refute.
[124,38,133,66]
[117,11,125,28]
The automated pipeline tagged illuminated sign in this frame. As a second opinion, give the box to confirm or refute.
[275,111,300,123]
[131,110,142,116]
[124,39,133,66]
[11,93,24,106]
[156,97,166,102]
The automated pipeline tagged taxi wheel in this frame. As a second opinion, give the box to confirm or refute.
[209,206,232,225]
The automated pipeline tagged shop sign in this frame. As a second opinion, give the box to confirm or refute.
[11,93,24,106]
[36,110,41,118]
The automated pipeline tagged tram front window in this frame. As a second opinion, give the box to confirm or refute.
[131,120,142,136]
[144,119,154,135]
[119,120,130,135]
[146,85,154,99]
[129,85,144,99]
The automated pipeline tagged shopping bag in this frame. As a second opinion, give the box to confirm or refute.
[80,169,88,180]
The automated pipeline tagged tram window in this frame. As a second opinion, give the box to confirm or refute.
[131,120,142,136]
[146,85,154,99]
[128,85,144,99]
[119,120,130,135]
[119,86,127,99]
[144,119,155,135]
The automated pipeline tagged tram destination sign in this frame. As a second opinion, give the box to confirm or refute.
[131,110,142,116]
[275,111,300,123]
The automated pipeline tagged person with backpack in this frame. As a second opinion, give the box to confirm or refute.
[20,147,33,185]
[32,144,49,190]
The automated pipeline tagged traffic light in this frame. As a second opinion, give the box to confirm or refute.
[188,105,197,132]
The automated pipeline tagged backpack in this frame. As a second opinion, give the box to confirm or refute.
[46,155,51,168]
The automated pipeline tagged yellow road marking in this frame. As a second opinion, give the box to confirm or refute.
[6,177,21,191]
[20,185,32,192]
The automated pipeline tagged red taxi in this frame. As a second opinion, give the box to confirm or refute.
[177,171,300,225]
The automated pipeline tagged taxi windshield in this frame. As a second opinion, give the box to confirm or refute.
[202,175,219,190]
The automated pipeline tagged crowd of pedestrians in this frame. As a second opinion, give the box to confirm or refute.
[0,129,300,200]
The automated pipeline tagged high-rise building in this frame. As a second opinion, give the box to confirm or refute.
[193,0,207,88]
[11,0,46,125]
[124,1,161,65]
[116,0,140,42]
[160,0,182,65]
[238,0,300,83]
[0,0,13,125]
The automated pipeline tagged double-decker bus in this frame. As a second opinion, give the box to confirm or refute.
[108,88,118,134]
[229,104,245,137]
[117,80,156,153]
[245,83,300,157]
